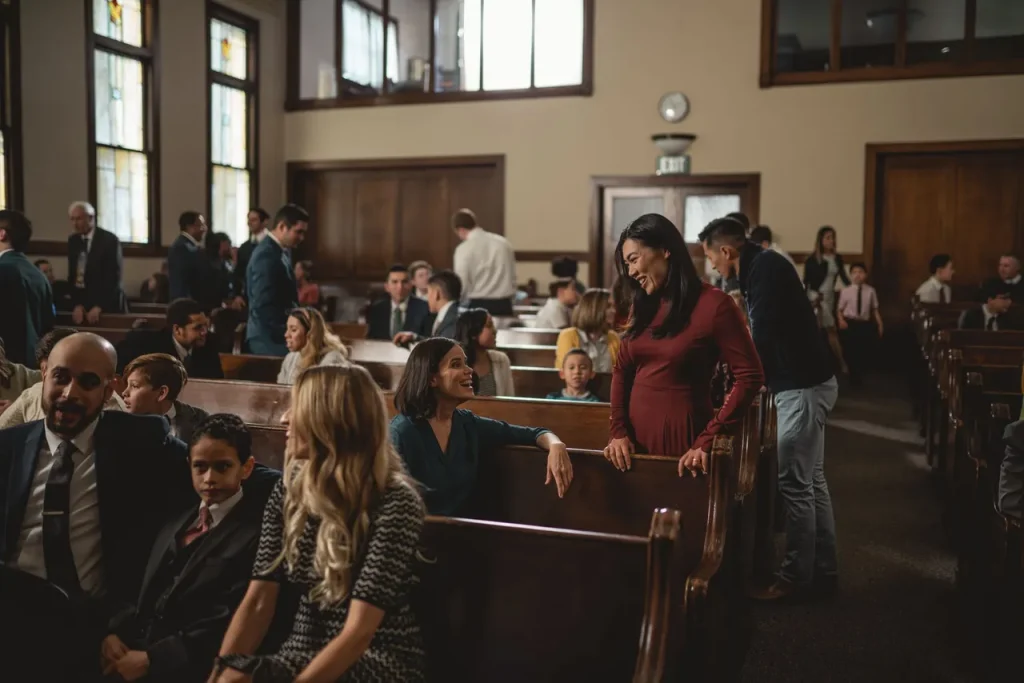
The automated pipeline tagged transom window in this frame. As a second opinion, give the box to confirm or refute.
[762,0,1024,87]
[290,0,593,109]
[208,4,259,247]
[87,0,157,245]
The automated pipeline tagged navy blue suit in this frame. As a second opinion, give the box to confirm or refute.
[167,233,207,305]
[0,250,54,368]
[244,236,297,356]
[367,296,430,341]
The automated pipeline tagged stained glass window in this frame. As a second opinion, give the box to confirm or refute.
[209,7,258,246]
[94,0,143,48]
[91,0,154,244]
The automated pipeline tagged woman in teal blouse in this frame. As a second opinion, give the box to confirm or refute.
[389,338,574,515]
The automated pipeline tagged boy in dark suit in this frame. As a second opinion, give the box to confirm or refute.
[393,269,463,345]
[958,279,1018,331]
[168,211,209,304]
[245,204,308,356]
[367,264,430,340]
[0,210,54,367]
[67,200,128,323]
[100,414,276,683]
[122,353,210,444]
[116,298,224,379]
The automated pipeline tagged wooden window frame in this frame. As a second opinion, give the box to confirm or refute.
[85,0,160,255]
[760,0,1024,88]
[207,1,260,244]
[285,0,595,111]
[0,0,23,211]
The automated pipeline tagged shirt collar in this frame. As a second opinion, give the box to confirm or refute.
[266,231,284,250]
[1007,274,1022,285]
[435,300,454,321]
[251,229,267,244]
[0,248,12,259]
[929,276,946,290]
[202,487,244,529]
[164,403,177,421]
[467,227,484,240]
[181,231,201,247]
[172,335,190,361]
[44,415,100,458]
[392,298,409,312]
[982,304,996,320]
[81,227,95,243]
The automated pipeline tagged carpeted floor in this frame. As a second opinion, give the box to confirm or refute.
[739,379,978,683]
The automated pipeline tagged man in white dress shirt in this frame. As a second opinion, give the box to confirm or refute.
[915,253,955,304]
[452,208,517,316]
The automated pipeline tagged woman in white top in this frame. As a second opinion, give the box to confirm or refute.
[277,307,349,385]
[802,226,850,374]
[455,308,514,396]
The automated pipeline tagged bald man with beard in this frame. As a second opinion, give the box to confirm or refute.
[0,332,193,681]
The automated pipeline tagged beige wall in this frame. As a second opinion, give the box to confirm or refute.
[284,0,1024,288]
[21,0,286,292]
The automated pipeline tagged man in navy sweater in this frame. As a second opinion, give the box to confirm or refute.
[700,217,839,602]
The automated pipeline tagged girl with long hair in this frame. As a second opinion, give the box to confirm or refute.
[802,225,850,374]
[554,288,620,373]
[276,307,349,385]
[604,213,764,477]
[389,337,573,515]
[455,308,514,396]
[211,365,426,683]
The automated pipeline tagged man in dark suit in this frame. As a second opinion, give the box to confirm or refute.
[235,207,269,299]
[116,298,224,379]
[100,415,277,683]
[67,200,127,323]
[168,211,209,305]
[0,210,54,367]
[958,279,1019,331]
[367,264,430,341]
[122,353,210,444]
[245,204,308,356]
[35,258,73,312]
[393,269,462,345]
[998,254,1024,302]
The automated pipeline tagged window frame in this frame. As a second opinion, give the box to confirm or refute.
[285,0,595,110]
[206,1,260,247]
[0,0,23,211]
[85,0,160,253]
[760,0,1024,88]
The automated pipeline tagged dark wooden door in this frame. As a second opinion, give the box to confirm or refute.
[289,157,505,285]
[873,149,1024,315]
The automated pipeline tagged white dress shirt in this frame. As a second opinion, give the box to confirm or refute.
[190,488,244,532]
[432,301,455,335]
[164,403,179,439]
[453,227,517,301]
[982,305,999,331]
[181,230,201,247]
[1007,274,1022,286]
[250,230,267,245]
[75,227,96,288]
[534,297,571,329]
[14,419,105,595]
[0,247,13,259]
[915,276,952,304]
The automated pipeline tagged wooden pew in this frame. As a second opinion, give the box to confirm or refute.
[417,510,683,683]
[55,312,164,329]
[128,302,168,314]
[327,322,368,339]
[345,339,558,369]
[497,344,556,368]
[55,326,130,346]
[496,328,560,346]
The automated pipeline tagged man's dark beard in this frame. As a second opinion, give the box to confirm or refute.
[45,400,100,438]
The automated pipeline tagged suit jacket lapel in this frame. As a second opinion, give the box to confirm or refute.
[3,423,44,561]
[92,414,119,558]
[138,505,193,604]
[168,499,253,600]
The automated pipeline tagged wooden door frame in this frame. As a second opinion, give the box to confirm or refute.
[588,173,761,287]
[862,138,1024,274]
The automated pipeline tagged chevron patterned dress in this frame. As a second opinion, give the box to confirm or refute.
[220,478,426,682]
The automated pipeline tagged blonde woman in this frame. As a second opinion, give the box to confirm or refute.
[211,365,426,683]
[276,307,349,385]
[554,288,621,372]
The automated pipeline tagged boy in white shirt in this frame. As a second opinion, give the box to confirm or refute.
[534,278,579,329]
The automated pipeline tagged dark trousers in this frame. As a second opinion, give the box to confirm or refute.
[468,298,514,316]
[841,320,877,384]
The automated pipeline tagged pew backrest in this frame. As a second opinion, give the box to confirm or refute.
[496,328,560,346]
[55,312,164,330]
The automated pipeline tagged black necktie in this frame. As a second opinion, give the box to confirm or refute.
[986,316,996,331]
[43,441,82,595]
[856,285,863,319]
[940,286,947,304]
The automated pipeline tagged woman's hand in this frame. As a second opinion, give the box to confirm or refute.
[678,448,708,477]
[545,442,574,497]
[210,668,252,683]
[604,437,634,472]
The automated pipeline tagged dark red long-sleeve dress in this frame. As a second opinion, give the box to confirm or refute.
[610,283,764,455]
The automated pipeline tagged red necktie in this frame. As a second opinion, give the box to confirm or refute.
[180,506,212,548]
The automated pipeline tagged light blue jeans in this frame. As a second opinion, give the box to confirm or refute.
[775,376,839,585]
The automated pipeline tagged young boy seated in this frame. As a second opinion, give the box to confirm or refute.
[101,414,272,683]
[534,277,580,329]
[122,352,209,443]
[836,262,884,386]
[546,348,602,402]
[958,279,1018,331]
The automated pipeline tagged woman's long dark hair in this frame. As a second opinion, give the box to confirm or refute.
[394,337,460,420]
[455,308,489,367]
[614,213,703,340]
[813,225,836,258]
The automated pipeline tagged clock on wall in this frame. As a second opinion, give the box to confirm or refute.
[658,91,690,123]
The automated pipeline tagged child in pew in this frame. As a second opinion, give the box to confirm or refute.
[547,348,603,402]
[533,277,580,329]
[100,415,273,683]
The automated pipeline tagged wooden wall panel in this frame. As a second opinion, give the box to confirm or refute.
[353,178,399,277]
[397,173,450,271]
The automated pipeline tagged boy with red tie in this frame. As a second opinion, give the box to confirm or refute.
[837,263,883,387]
[100,415,279,683]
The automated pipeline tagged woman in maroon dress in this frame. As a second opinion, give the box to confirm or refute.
[603,213,764,475]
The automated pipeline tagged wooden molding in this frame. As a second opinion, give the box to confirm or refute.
[27,240,167,259]
[515,250,590,263]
